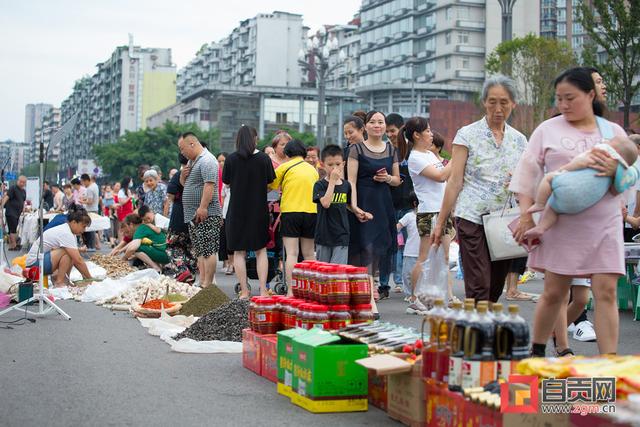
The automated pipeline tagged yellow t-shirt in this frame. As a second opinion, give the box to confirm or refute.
[270,157,319,214]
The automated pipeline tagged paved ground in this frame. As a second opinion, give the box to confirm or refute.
[1,250,639,426]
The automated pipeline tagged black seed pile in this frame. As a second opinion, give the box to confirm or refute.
[179,285,230,317]
[174,299,250,342]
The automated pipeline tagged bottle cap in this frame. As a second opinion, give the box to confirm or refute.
[492,303,503,312]
[508,304,520,314]
[452,301,463,309]
[464,298,475,305]
[477,305,488,314]
[434,298,444,307]
[464,302,474,311]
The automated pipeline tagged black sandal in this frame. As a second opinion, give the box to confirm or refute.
[556,348,575,357]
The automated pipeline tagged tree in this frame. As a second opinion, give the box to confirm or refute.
[486,34,577,132]
[21,161,58,181]
[259,127,317,150]
[578,0,640,128]
[93,121,219,181]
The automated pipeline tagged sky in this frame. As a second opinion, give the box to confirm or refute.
[0,0,362,142]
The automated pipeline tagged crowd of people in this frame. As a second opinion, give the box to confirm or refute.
[3,65,639,357]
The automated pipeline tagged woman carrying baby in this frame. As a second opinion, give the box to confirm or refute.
[510,67,631,356]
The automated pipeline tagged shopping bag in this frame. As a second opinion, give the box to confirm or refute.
[482,206,528,261]
[416,245,448,306]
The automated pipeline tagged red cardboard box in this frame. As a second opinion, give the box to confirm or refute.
[259,334,278,383]
[463,397,501,427]
[368,371,388,411]
[242,328,261,376]
[387,360,426,427]
[425,379,464,427]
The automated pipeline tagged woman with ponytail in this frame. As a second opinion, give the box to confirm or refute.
[396,117,454,313]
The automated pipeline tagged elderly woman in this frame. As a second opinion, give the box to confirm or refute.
[433,75,527,303]
[510,67,628,356]
[270,131,291,169]
[141,169,168,216]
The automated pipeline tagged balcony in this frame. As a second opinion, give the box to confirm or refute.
[455,70,484,79]
[377,59,391,67]
[456,0,485,4]
[393,54,408,63]
[394,8,409,16]
[394,31,409,40]
[455,45,485,54]
[416,49,435,59]
[456,20,485,30]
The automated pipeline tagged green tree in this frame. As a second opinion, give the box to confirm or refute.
[21,161,59,181]
[578,0,640,128]
[93,121,219,181]
[260,127,317,150]
[486,34,576,132]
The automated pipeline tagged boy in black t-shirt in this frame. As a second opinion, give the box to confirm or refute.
[313,145,371,264]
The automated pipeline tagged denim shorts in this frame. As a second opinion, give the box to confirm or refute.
[28,251,53,275]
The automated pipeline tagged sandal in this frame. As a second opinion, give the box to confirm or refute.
[556,348,575,357]
[505,291,534,301]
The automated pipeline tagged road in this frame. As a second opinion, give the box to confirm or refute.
[1,252,638,426]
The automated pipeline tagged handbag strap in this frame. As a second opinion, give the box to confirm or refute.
[596,116,614,140]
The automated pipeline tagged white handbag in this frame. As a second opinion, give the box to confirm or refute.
[482,197,535,261]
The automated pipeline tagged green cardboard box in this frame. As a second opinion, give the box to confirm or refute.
[292,328,368,399]
[277,328,312,395]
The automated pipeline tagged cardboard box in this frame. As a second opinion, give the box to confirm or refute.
[368,371,388,411]
[290,392,368,413]
[242,328,261,376]
[293,328,368,399]
[463,397,501,427]
[425,379,464,427]
[259,334,278,383]
[387,360,426,427]
[277,328,312,394]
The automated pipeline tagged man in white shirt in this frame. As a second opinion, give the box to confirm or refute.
[80,174,100,251]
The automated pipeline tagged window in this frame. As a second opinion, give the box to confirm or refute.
[445,7,452,21]
[445,57,451,70]
[461,57,470,69]
[276,112,287,123]
[558,23,566,36]
[457,6,470,19]
[458,31,469,44]
[445,32,451,45]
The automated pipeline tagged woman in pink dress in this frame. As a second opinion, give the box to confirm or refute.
[511,67,626,356]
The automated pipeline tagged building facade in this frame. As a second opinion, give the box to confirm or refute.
[24,103,53,159]
[540,0,590,55]
[0,140,30,176]
[355,0,539,118]
[177,11,305,98]
[34,107,61,163]
[59,40,176,176]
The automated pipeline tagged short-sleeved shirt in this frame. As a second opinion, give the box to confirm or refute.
[167,172,187,233]
[83,183,100,212]
[143,186,167,215]
[453,117,527,224]
[408,149,446,213]
[398,211,419,257]
[5,185,26,217]
[26,223,78,265]
[313,179,351,246]
[183,149,222,223]
[270,157,319,214]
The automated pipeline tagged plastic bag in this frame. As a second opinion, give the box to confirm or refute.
[164,337,243,353]
[417,245,448,307]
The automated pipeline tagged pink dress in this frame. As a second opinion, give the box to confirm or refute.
[510,115,626,276]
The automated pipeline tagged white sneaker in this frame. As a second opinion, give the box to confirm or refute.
[406,299,428,315]
[572,320,597,342]
[567,323,577,334]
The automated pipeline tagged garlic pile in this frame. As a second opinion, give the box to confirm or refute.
[89,254,137,278]
[98,276,200,307]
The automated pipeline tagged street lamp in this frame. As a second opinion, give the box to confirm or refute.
[298,28,347,149]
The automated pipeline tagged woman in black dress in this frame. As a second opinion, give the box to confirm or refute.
[222,125,276,298]
[348,111,401,304]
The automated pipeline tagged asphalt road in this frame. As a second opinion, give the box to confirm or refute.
[1,253,639,426]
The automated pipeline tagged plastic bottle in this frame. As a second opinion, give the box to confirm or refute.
[461,304,497,389]
[350,267,371,305]
[291,263,302,298]
[422,298,447,380]
[436,301,462,383]
[327,266,351,305]
[351,304,374,324]
[476,300,495,321]
[496,304,530,380]
[328,305,352,330]
[448,302,474,392]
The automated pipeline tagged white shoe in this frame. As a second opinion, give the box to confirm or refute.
[406,299,428,315]
[567,323,577,334]
[572,320,597,342]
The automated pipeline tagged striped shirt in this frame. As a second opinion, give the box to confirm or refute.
[182,149,221,223]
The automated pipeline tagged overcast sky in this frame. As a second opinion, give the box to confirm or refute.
[0,0,361,142]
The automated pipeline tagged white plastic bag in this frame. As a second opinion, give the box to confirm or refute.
[164,337,243,353]
[417,245,448,306]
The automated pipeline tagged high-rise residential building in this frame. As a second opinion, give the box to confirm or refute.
[540,0,589,55]
[177,11,305,98]
[356,0,539,117]
[0,140,30,175]
[34,107,61,163]
[24,103,53,158]
[58,39,176,175]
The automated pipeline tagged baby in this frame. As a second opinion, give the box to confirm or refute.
[525,136,639,240]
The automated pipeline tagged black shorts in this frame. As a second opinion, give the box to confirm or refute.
[508,257,528,275]
[281,212,316,239]
[6,215,19,234]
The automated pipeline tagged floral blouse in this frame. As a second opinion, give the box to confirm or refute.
[453,117,527,224]
[143,187,167,214]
